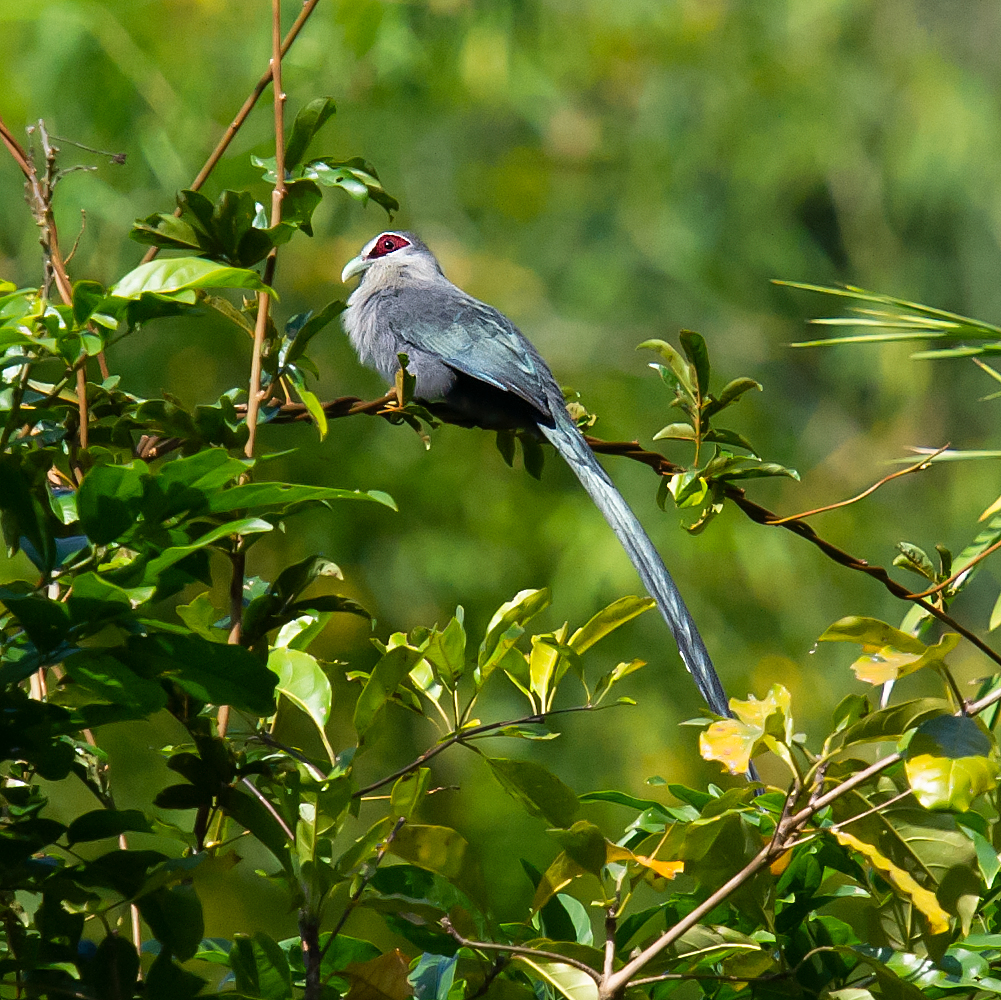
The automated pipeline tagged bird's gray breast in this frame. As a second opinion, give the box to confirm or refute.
[344,278,559,426]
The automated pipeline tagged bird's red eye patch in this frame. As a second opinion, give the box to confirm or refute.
[366,233,411,259]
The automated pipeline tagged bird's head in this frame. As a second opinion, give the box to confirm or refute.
[340,231,443,287]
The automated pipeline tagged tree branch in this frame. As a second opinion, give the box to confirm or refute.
[441,918,602,983]
[139,0,322,264]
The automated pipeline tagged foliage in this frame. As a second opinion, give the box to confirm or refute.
[4,6,1001,1000]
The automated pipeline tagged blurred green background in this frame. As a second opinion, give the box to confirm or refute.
[4,0,1001,932]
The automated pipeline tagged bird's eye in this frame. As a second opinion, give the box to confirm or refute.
[382,239,395,250]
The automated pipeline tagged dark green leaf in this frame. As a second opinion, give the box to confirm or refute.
[485,757,579,828]
[88,934,140,1000]
[138,884,204,961]
[76,461,146,545]
[67,809,152,844]
[282,299,346,367]
[144,951,206,1000]
[284,97,337,169]
[231,932,293,1000]
[679,330,710,395]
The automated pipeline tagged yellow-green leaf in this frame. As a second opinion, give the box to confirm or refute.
[833,829,950,934]
[905,753,1000,811]
[513,957,598,1000]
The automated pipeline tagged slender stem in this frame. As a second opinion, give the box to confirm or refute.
[441,918,602,982]
[140,0,322,263]
[318,816,406,977]
[765,446,946,524]
[353,708,600,798]
[241,776,294,840]
[244,0,287,459]
[75,367,88,451]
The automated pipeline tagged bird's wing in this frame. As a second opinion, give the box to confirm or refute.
[379,286,556,413]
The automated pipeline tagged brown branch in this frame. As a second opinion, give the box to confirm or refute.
[124,387,1001,681]
[766,445,947,524]
[139,0,322,264]
[724,486,1001,671]
[244,0,288,459]
[441,918,602,983]
[908,536,1001,600]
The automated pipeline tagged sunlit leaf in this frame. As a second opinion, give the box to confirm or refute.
[832,829,950,934]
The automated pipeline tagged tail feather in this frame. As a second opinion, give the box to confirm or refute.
[540,412,731,719]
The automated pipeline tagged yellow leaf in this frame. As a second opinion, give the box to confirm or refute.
[833,830,949,934]
[345,950,413,1000]
[605,843,683,879]
[980,492,1001,521]
[769,849,794,876]
[850,633,961,685]
[700,718,759,775]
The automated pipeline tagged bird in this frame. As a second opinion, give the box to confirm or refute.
[340,231,732,718]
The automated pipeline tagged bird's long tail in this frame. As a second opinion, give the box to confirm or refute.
[539,410,731,719]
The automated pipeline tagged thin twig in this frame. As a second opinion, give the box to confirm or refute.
[908,536,1001,599]
[318,816,407,974]
[765,445,948,524]
[353,708,602,798]
[244,0,287,459]
[725,486,1001,671]
[241,776,294,840]
[140,0,322,264]
[441,918,602,982]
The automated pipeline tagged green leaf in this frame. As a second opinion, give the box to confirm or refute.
[409,953,457,1000]
[423,615,467,689]
[484,756,579,827]
[389,824,484,905]
[67,809,152,844]
[231,932,292,1000]
[138,517,273,584]
[144,952,205,1000]
[282,299,346,367]
[217,786,293,875]
[638,339,695,398]
[111,257,275,300]
[305,157,399,215]
[88,935,140,1000]
[122,633,276,715]
[268,647,332,736]
[353,644,424,738]
[280,179,323,237]
[76,461,146,544]
[679,329,710,395]
[138,884,204,961]
[206,482,396,515]
[294,379,328,441]
[512,956,598,1000]
[715,376,762,409]
[549,820,608,876]
[819,615,924,649]
[63,650,168,714]
[592,659,645,705]
[904,715,1000,810]
[652,421,696,442]
[839,698,953,747]
[569,596,655,654]
[477,588,551,682]
[284,97,337,169]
